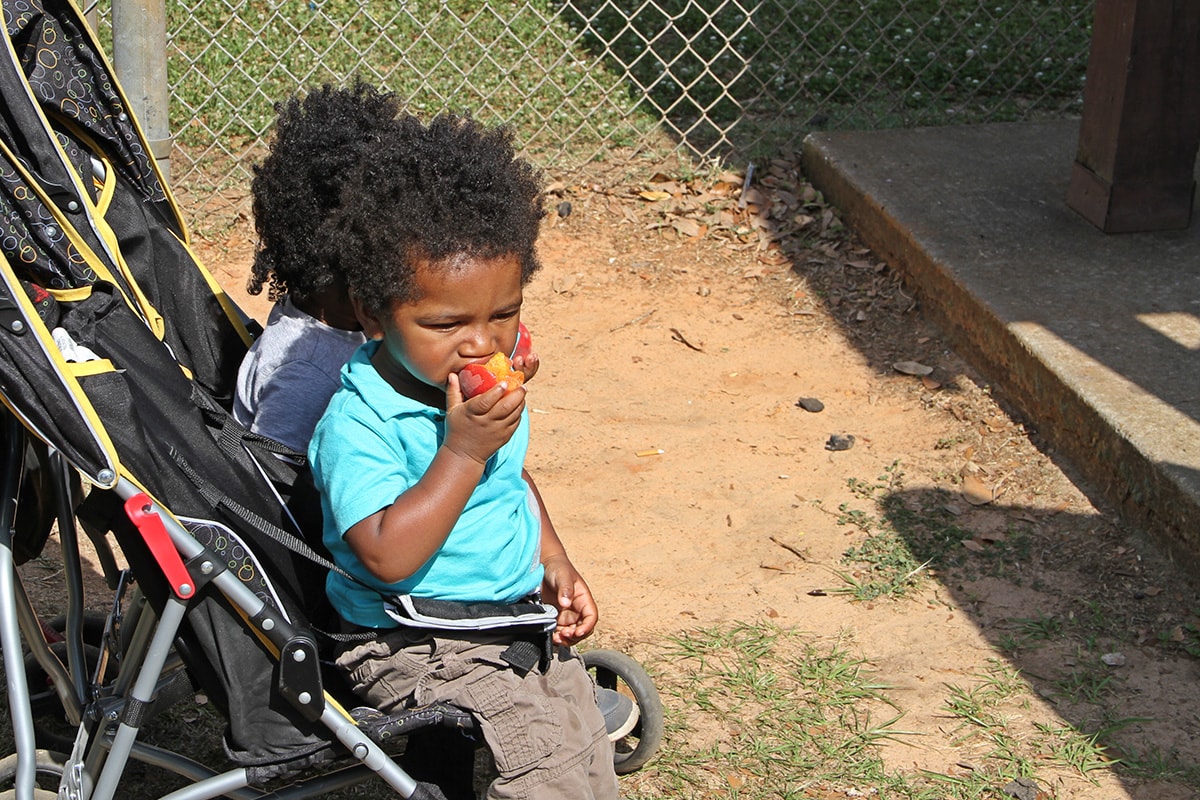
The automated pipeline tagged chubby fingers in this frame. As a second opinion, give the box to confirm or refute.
[445,371,465,408]
[512,352,540,381]
[558,587,598,644]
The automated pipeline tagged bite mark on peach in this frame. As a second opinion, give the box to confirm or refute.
[459,352,525,399]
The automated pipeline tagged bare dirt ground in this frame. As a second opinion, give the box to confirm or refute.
[14,157,1200,798]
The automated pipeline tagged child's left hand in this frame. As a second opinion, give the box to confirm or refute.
[541,553,598,646]
[510,322,539,382]
[511,350,539,382]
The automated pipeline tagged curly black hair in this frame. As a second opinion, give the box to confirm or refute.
[322,113,544,318]
[247,81,400,301]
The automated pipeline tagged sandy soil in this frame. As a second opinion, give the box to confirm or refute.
[17,159,1198,799]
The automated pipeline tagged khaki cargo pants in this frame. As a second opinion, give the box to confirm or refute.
[337,629,619,800]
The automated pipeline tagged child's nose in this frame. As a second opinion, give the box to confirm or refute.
[463,326,496,357]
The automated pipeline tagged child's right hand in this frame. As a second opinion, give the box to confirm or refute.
[443,371,525,465]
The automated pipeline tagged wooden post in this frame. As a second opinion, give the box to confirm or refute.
[1067,0,1200,233]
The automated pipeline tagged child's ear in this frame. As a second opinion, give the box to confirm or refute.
[350,292,385,341]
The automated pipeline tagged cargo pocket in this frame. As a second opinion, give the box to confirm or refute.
[335,632,432,712]
[462,655,562,775]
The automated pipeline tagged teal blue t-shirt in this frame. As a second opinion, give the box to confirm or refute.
[309,341,544,628]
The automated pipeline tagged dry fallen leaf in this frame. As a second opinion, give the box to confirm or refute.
[670,217,705,238]
[550,274,579,294]
[638,190,671,202]
[741,186,768,206]
[649,180,684,195]
[893,360,934,376]
[962,539,986,552]
[962,474,994,505]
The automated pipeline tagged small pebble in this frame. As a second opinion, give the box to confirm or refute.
[1001,777,1045,800]
[796,397,824,413]
[556,200,572,218]
[825,433,855,451]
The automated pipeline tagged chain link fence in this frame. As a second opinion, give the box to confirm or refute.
[102,1,1095,228]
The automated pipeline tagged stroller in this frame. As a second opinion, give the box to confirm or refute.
[0,1,663,797]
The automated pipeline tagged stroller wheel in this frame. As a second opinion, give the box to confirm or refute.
[0,748,66,797]
[581,649,663,774]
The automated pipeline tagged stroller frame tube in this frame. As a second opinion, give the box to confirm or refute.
[12,563,83,726]
[107,480,425,799]
[156,770,254,800]
[51,449,92,708]
[125,740,259,800]
[0,415,37,799]
[88,593,189,800]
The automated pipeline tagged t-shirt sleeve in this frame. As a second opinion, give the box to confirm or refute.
[249,360,342,452]
[309,411,414,538]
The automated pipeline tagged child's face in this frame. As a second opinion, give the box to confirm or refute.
[357,252,524,392]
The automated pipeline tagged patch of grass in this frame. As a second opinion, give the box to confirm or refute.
[836,535,930,601]
[998,613,1067,654]
[635,623,918,798]
[637,624,1142,799]
[1117,744,1200,785]
[1034,723,1114,779]
[926,660,1119,791]
[166,0,655,157]
[937,661,1197,792]
[1053,664,1115,705]
[826,462,1052,600]
[1153,615,1200,659]
[943,659,1027,737]
[1014,613,1064,643]
[829,479,935,601]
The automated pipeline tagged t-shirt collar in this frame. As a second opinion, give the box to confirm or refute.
[342,340,441,419]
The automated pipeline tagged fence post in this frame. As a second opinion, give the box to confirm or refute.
[111,0,173,183]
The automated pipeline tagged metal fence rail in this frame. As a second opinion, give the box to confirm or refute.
[103,1,1095,227]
